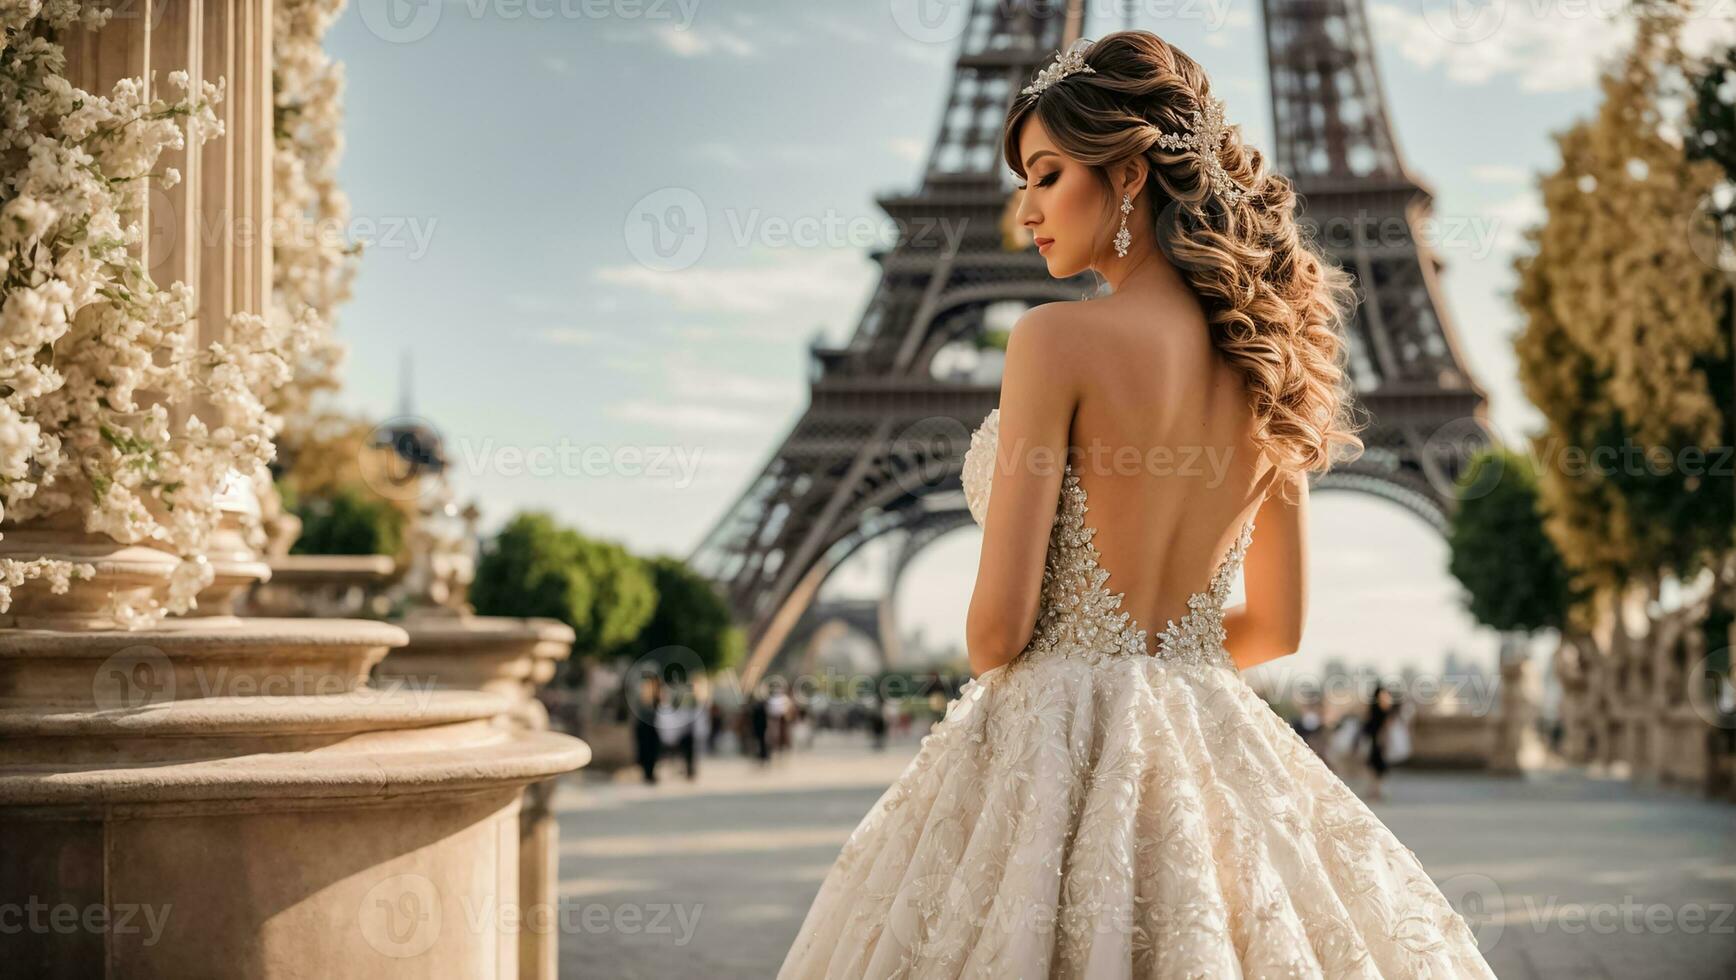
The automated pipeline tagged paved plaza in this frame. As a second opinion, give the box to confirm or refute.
[554,731,1736,979]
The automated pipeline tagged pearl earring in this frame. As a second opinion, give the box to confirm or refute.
[1113,193,1133,258]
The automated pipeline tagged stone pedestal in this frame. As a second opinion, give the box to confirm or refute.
[1490,654,1548,774]
[1408,710,1495,768]
[242,553,398,619]
[0,603,590,977]
[375,612,578,980]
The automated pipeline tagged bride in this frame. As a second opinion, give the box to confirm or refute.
[778,30,1497,979]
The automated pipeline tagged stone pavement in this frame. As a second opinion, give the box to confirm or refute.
[553,730,1736,979]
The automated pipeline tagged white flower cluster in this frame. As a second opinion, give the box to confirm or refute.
[271,0,357,429]
[0,2,315,626]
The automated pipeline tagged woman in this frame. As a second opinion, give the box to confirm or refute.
[778,31,1495,978]
[1364,683,1394,802]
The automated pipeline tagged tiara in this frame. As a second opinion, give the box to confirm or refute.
[1155,96,1246,207]
[1021,38,1095,96]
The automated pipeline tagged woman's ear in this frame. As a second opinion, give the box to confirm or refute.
[1116,158,1148,202]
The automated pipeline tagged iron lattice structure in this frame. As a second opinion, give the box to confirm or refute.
[692,0,1489,685]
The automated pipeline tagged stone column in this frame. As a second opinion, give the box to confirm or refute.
[374,611,578,980]
[0,543,591,977]
[0,6,594,977]
[1489,632,1545,774]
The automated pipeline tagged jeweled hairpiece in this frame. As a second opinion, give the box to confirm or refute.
[1021,38,1095,96]
[1155,96,1246,207]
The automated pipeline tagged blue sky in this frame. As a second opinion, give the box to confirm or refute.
[323,1,1733,683]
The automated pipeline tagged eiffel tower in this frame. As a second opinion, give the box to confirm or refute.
[692,0,1489,687]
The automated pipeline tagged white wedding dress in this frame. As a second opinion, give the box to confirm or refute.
[777,409,1498,979]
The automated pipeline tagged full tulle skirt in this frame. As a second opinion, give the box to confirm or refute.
[776,652,1497,979]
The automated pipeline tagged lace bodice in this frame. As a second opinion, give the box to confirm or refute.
[962,408,1252,671]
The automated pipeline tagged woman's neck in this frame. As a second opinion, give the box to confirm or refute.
[1099,244,1188,299]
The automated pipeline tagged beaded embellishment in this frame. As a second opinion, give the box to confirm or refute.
[961,408,1252,670]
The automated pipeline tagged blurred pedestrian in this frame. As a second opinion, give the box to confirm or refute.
[1363,683,1394,802]
[655,685,702,781]
[633,675,663,785]
[750,692,771,765]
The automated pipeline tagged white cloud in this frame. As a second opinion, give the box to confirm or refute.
[801,11,875,46]
[693,142,748,169]
[1368,2,1629,93]
[1469,163,1529,184]
[594,248,874,316]
[661,359,796,405]
[652,22,756,58]
[888,137,926,163]
[1484,190,1544,257]
[528,326,623,347]
[609,399,766,431]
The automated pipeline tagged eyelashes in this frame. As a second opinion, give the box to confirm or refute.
[1015,172,1059,192]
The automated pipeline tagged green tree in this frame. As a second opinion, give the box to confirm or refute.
[286,481,406,557]
[617,555,744,674]
[470,511,657,660]
[568,535,658,657]
[1447,449,1578,633]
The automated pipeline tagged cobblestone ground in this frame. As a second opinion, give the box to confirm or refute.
[554,729,1736,979]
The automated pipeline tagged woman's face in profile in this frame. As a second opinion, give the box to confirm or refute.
[1014,115,1105,279]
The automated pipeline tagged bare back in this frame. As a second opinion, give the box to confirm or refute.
[1060,293,1276,639]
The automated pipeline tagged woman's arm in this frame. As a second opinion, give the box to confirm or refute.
[965,305,1078,677]
[1222,469,1309,671]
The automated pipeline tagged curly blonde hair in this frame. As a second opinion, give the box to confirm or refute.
[1002,30,1365,497]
